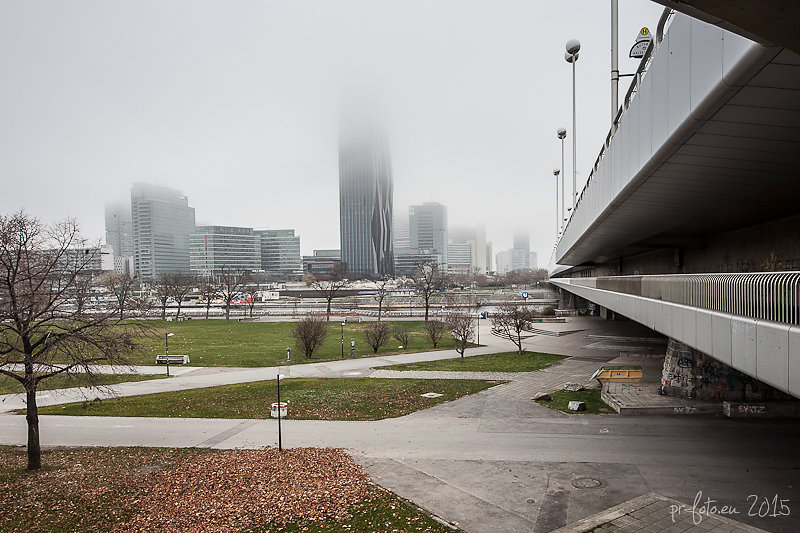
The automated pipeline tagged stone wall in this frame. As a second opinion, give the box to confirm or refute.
[660,339,788,401]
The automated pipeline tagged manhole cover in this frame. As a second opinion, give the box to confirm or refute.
[571,477,605,489]
[526,498,536,504]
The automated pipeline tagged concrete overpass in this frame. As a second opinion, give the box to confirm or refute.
[550,10,800,400]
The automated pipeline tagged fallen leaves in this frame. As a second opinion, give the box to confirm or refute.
[114,448,371,532]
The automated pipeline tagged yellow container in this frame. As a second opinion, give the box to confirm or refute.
[590,366,643,384]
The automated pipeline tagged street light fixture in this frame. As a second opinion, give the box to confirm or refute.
[165,333,174,377]
[557,127,567,232]
[553,168,560,238]
[275,373,286,451]
[340,321,345,359]
[565,39,581,212]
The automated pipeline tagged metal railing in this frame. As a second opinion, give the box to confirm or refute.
[572,272,800,325]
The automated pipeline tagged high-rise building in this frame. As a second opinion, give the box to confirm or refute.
[104,202,133,259]
[338,118,393,278]
[409,202,448,269]
[529,252,538,270]
[104,201,133,274]
[189,225,261,276]
[485,241,493,272]
[255,229,302,279]
[393,210,410,250]
[131,183,196,281]
[449,224,487,274]
[447,243,472,274]
[496,250,513,275]
[511,230,530,271]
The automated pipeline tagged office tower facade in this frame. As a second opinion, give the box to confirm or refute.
[529,251,538,270]
[485,241,493,272]
[496,250,513,275]
[255,229,302,279]
[393,210,410,250]
[394,247,442,277]
[131,183,196,281]
[409,202,448,269]
[511,230,530,271]
[338,120,393,278]
[104,202,133,259]
[447,242,472,274]
[189,225,261,276]
[449,224,487,274]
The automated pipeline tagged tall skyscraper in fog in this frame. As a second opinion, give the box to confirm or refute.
[512,230,530,271]
[131,183,196,281]
[338,116,393,278]
[104,201,133,273]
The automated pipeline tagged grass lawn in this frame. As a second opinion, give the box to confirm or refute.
[0,446,455,533]
[536,389,615,415]
[34,377,500,420]
[129,319,462,367]
[381,351,566,373]
[0,373,164,395]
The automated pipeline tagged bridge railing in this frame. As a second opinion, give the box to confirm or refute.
[572,273,800,325]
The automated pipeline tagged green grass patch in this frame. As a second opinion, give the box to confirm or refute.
[129,319,461,367]
[250,486,456,532]
[381,351,566,373]
[0,373,164,395]
[35,377,500,420]
[536,389,615,415]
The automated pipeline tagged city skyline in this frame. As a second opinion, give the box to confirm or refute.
[0,0,664,266]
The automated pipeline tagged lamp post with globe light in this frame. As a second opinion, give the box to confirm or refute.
[565,39,580,212]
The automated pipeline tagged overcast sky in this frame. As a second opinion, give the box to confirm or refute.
[0,0,664,267]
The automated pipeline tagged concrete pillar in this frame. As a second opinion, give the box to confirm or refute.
[660,339,788,401]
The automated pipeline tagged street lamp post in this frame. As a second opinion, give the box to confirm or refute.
[165,332,174,377]
[276,373,286,451]
[553,168,560,238]
[565,39,581,212]
[340,321,345,359]
[557,128,567,232]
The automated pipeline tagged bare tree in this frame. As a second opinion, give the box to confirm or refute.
[363,321,391,354]
[423,319,447,348]
[310,267,349,321]
[491,302,535,354]
[245,285,259,317]
[445,312,476,363]
[0,212,146,470]
[414,261,447,322]
[200,275,221,319]
[292,314,329,358]
[154,272,173,320]
[171,272,197,321]
[97,271,138,320]
[218,266,251,322]
[392,323,410,349]
[372,278,391,322]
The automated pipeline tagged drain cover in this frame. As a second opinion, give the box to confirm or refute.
[571,477,605,489]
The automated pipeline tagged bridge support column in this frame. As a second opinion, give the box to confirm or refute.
[660,339,787,401]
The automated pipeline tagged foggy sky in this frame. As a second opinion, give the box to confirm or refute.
[0,0,664,267]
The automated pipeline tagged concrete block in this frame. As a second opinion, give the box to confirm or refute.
[711,311,733,366]
[568,401,586,412]
[789,326,800,398]
[756,321,790,392]
[696,308,713,356]
[731,317,758,377]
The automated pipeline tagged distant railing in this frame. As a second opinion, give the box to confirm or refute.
[567,272,800,325]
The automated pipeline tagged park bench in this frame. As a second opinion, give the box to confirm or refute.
[155,354,190,365]
[345,316,362,323]
[238,317,258,322]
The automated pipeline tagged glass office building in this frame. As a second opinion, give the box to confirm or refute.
[338,124,394,278]
[190,225,261,276]
[255,229,302,279]
[131,183,196,281]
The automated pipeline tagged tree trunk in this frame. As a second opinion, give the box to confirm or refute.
[205,299,211,319]
[225,302,230,322]
[377,301,382,322]
[326,300,331,321]
[176,301,183,321]
[25,385,41,470]
[161,303,166,320]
